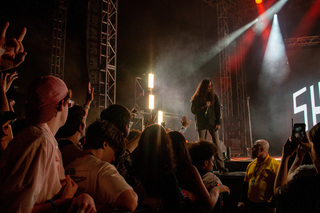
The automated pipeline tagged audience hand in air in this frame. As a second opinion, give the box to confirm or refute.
[283,137,300,158]
[0,71,18,92]
[0,22,27,71]
[181,115,191,128]
[145,111,157,127]
[84,82,94,107]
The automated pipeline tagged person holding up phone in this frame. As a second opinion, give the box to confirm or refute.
[274,122,320,213]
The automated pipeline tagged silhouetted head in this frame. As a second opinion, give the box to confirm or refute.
[100,104,131,137]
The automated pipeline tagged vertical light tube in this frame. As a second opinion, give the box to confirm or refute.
[158,111,163,125]
[149,94,154,109]
[148,74,154,89]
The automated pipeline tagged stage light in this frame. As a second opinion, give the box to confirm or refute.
[255,0,263,4]
[148,73,154,89]
[149,94,154,109]
[158,111,163,125]
[259,9,289,89]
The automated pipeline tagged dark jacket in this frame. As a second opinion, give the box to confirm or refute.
[191,94,221,130]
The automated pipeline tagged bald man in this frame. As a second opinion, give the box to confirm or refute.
[238,139,280,213]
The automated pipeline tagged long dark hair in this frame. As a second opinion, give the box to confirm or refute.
[169,131,192,168]
[134,124,175,179]
[190,79,215,103]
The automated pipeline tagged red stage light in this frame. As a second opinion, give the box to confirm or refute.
[255,0,263,4]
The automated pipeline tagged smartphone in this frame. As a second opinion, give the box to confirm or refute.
[292,123,306,141]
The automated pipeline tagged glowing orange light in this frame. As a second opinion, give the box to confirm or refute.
[255,0,263,4]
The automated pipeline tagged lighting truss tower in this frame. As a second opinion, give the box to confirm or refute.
[135,77,145,110]
[284,35,320,47]
[216,0,233,145]
[232,0,249,155]
[101,0,118,108]
[204,0,249,156]
[50,0,68,79]
[87,0,118,117]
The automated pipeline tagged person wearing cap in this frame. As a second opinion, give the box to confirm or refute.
[56,81,94,167]
[0,75,96,213]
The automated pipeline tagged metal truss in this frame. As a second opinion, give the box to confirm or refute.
[284,35,320,48]
[205,0,250,156]
[101,0,118,108]
[216,1,233,145]
[135,77,145,110]
[50,0,67,79]
[87,0,118,116]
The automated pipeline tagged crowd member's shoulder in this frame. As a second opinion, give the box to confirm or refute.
[290,164,317,181]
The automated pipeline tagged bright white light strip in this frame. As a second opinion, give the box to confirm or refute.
[149,94,154,109]
[293,87,308,130]
[310,82,320,127]
[158,111,163,125]
[148,74,154,89]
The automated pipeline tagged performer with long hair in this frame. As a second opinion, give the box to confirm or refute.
[191,79,228,173]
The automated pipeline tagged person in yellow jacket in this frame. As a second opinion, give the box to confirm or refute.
[238,139,280,213]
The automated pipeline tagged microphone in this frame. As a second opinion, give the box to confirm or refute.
[205,105,209,116]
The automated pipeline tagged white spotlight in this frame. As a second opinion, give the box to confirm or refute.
[149,94,154,109]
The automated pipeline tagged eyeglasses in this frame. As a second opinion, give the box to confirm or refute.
[68,99,75,108]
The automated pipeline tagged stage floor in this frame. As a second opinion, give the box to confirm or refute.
[224,156,282,172]
[230,156,281,161]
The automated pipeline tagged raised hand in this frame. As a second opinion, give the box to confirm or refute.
[84,82,94,107]
[181,115,191,128]
[0,22,27,71]
[0,71,18,92]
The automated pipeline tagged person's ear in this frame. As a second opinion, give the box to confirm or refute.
[78,123,84,133]
[57,101,64,112]
[2,125,9,136]
[204,160,209,167]
[102,141,108,150]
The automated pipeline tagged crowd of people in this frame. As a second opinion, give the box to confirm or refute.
[0,22,320,213]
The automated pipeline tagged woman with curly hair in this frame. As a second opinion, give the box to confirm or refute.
[191,79,228,173]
